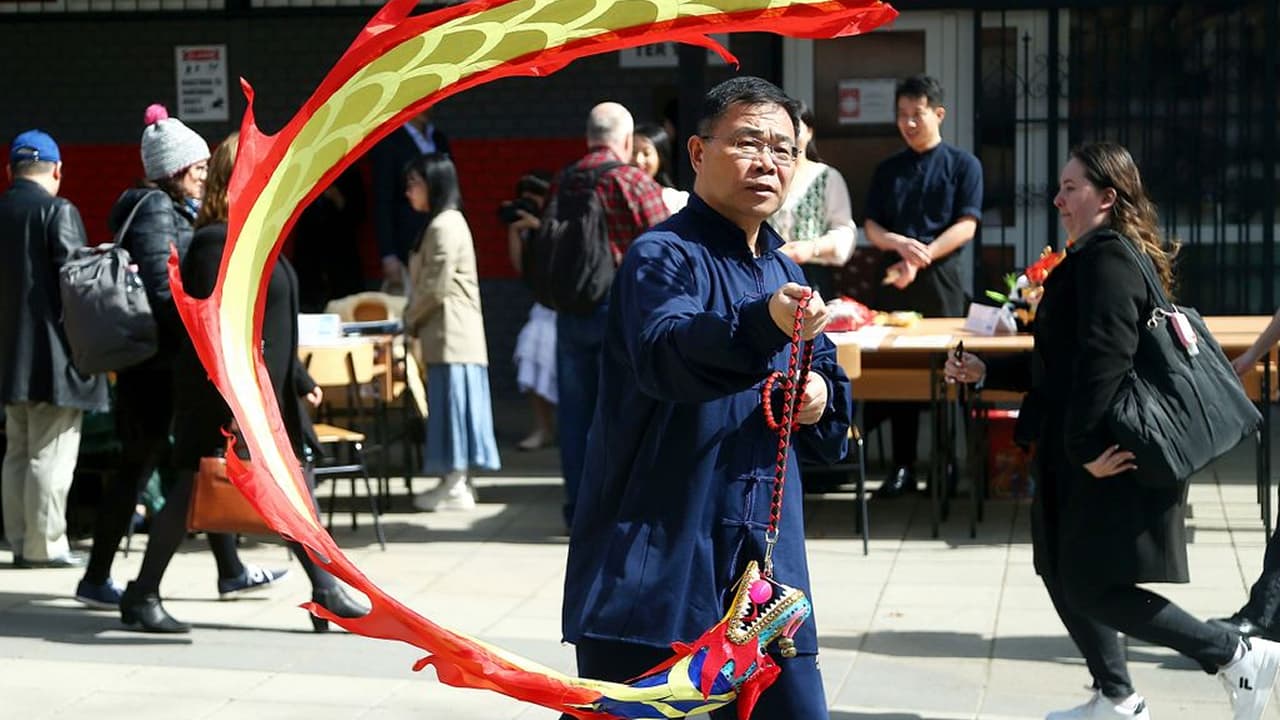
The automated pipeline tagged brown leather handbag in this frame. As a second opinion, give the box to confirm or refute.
[187,456,274,535]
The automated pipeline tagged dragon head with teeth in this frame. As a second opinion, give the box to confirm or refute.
[579,561,812,720]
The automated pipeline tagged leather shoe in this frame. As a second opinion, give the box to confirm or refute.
[120,582,191,633]
[310,586,369,632]
[874,466,917,499]
[1211,613,1277,641]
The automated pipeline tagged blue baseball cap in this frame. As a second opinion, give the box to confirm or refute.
[9,129,61,164]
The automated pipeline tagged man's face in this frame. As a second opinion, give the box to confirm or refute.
[895,95,944,153]
[690,102,797,230]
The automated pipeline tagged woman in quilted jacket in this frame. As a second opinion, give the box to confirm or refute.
[76,106,284,610]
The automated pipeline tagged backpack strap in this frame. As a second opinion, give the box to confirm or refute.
[1104,229,1173,311]
[111,190,169,249]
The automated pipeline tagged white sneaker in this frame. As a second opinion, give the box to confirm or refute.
[412,473,475,512]
[1046,690,1150,720]
[1220,638,1280,720]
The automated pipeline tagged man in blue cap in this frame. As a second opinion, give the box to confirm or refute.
[0,130,106,568]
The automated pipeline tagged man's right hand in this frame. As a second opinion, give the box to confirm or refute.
[511,209,541,233]
[1233,352,1258,378]
[769,283,830,340]
[892,235,932,268]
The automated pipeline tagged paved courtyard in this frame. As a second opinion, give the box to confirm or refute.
[0,441,1275,720]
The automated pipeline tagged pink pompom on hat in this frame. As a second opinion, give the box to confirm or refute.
[140,103,210,181]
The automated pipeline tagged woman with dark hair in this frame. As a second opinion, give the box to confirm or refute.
[947,142,1280,720]
[115,132,367,633]
[402,153,500,512]
[631,123,688,213]
[770,102,856,299]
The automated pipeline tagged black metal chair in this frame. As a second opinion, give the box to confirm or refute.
[801,425,870,555]
[302,343,387,550]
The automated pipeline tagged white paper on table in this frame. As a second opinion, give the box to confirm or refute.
[826,325,893,349]
[890,334,953,349]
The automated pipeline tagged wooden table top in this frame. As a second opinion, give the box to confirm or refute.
[827,315,1273,384]
[826,315,1271,354]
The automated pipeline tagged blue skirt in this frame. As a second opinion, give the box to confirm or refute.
[424,363,502,475]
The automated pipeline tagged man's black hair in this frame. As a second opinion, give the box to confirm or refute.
[515,170,551,198]
[696,76,801,138]
[895,74,945,107]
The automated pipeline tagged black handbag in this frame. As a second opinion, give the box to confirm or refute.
[1107,236,1261,488]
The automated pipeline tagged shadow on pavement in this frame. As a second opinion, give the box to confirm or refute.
[824,629,1202,671]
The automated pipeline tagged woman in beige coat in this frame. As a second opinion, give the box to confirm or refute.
[402,153,500,512]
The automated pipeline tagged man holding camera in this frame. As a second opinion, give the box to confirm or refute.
[503,172,559,453]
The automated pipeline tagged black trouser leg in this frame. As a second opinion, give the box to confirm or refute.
[862,402,921,466]
[289,464,337,592]
[1042,571,1135,699]
[133,470,196,595]
[85,371,173,585]
[1241,521,1280,628]
[208,532,244,580]
[1067,581,1240,674]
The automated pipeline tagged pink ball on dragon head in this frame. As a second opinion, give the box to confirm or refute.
[748,579,773,605]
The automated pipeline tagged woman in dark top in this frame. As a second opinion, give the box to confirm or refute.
[947,142,1280,720]
[118,132,366,633]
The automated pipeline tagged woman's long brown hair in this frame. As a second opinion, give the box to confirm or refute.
[1070,141,1179,297]
[195,132,239,229]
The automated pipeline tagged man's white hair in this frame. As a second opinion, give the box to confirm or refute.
[586,102,634,146]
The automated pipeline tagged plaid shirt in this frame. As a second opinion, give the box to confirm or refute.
[552,147,670,263]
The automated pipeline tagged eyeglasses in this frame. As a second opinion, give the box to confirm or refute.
[700,134,799,166]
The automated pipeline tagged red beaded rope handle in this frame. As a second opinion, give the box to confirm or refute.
[760,291,815,576]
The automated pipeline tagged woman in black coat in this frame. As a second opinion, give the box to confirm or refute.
[947,142,1280,720]
[117,132,366,633]
[77,107,213,606]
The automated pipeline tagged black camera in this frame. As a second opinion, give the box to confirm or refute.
[497,196,541,225]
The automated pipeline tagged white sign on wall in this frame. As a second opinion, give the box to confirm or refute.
[837,78,897,125]
[175,45,229,122]
[620,35,730,68]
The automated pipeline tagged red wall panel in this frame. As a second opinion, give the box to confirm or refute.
[4,137,586,282]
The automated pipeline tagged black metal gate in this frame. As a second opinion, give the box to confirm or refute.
[973,1,1279,313]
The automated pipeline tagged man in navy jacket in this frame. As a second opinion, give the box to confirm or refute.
[561,77,852,719]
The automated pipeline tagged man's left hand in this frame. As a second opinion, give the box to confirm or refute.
[304,386,323,408]
[796,373,828,425]
[889,260,918,289]
[779,242,815,264]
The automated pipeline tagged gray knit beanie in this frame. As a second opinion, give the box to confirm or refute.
[140,104,210,180]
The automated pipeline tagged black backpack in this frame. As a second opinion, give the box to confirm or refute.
[522,161,622,315]
[58,193,161,375]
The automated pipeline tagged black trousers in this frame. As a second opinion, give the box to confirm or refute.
[1043,570,1239,699]
[861,402,921,467]
[133,466,337,596]
[85,366,175,585]
[1240,519,1280,628]
[558,636,828,720]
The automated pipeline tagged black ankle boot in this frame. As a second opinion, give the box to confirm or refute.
[120,582,191,633]
[309,586,369,632]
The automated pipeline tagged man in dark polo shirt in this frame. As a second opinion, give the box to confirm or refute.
[863,74,983,497]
